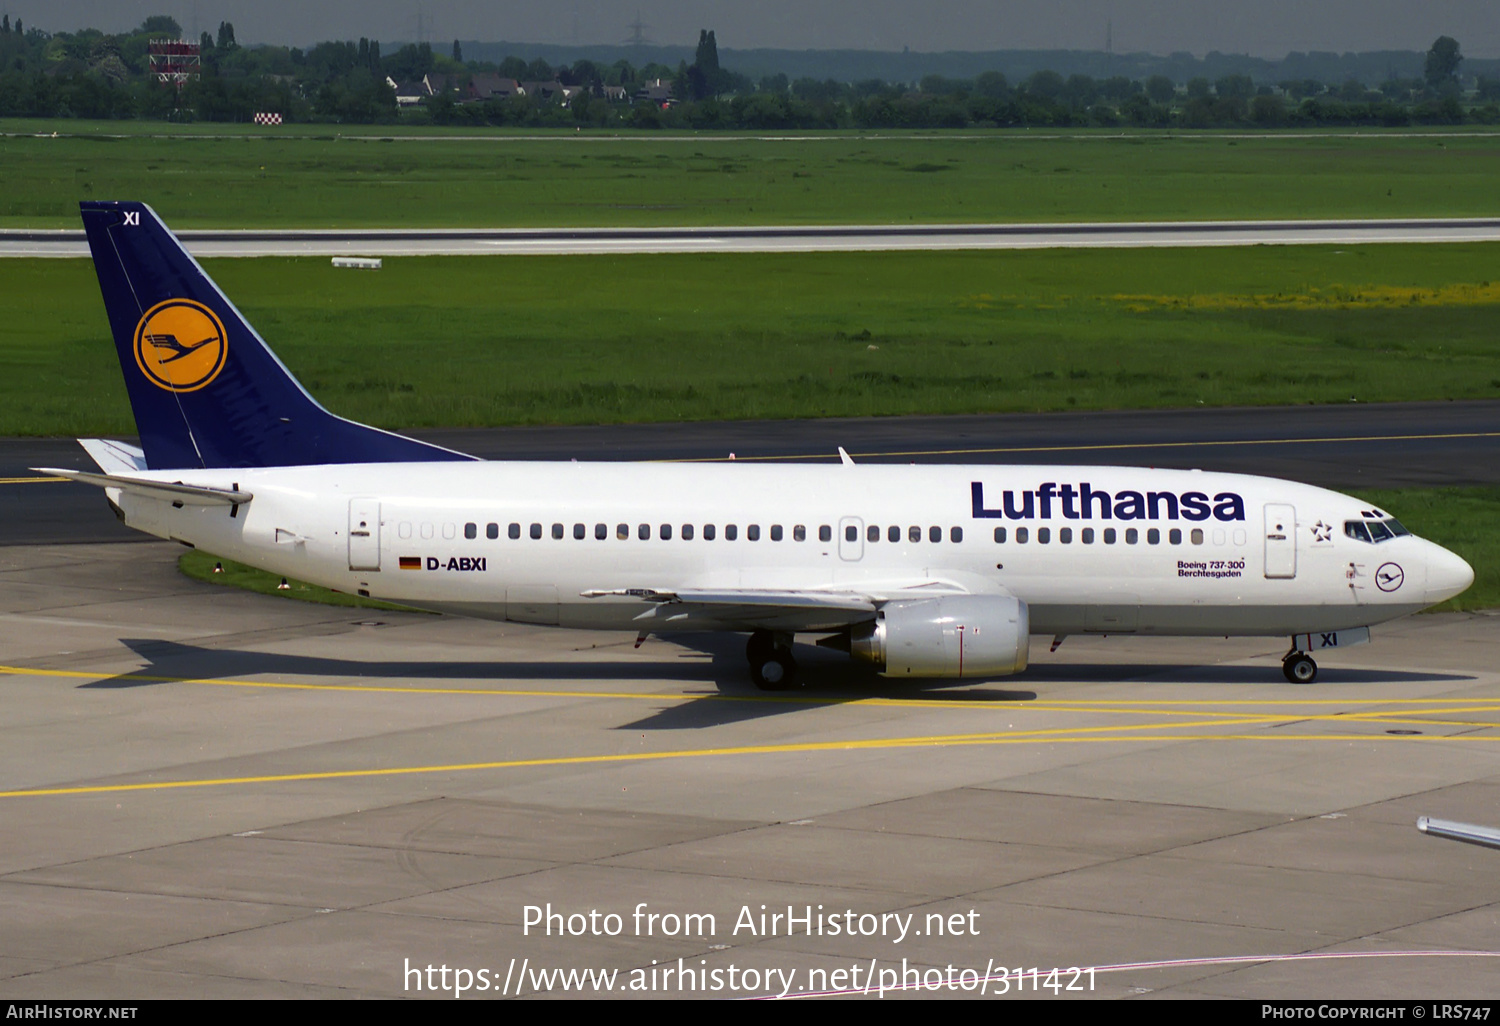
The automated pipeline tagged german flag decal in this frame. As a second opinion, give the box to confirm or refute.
[399,556,422,570]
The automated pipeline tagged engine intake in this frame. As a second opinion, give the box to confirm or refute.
[850,595,1029,678]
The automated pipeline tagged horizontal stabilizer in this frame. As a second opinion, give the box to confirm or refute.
[79,438,149,474]
[34,467,252,506]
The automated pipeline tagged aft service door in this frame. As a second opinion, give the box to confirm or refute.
[1263,503,1296,579]
[348,498,381,571]
[839,517,864,561]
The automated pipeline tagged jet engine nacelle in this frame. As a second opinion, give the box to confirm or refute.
[850,595,1030,678]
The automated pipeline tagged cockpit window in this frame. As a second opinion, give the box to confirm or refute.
[1345,518,1408,543]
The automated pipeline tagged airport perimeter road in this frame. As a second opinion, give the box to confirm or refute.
[1,540,1499,998]
[3,400,1496,545]
[5,217,1500,257]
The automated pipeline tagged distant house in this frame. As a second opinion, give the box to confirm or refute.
[602,85,629,103]
[468,73,524,102]
[519,80,568,103]
[635,78,675,105]
[422,72,461,97]
[388,79,427,106]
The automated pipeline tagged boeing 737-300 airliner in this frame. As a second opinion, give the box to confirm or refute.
[45,202,1474,689]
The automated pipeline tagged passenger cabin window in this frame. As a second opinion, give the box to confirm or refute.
[464,522,477,540]
[794,525,806,542]
[725,524,738,541]
[950,527,963,543]
[993,526,1007,543]
[398,522,412,539]
[845,525,857,542]
[617,523,629,540]
[1016,527,1029,543]
[530,523,543,540]
[748,525,760,541]
[552,523,564,540]
[909,526,921,543]
[1126,528,1139,544]
[573,523,586,540]
[1037,527,1050,544]
[682,524,694,540]
[442,523,456,540]
[867,525,879,543]
[660,524,672,540]
[595,523,607,540]
[704,524,716,541]
[420,522,434,540]
[1104,528,1116,544]
[771,525,783,541]
[1082,527,1094,544]
[1169,528,1182,545]
[889,525,900,543]
[487,523,499,540]
[1191,528,1204,545]
[929,526,941,543]
[638,523,650,540]
[1147,528,1160,545]
[509,523,521,539]
[1059,527,1072,544]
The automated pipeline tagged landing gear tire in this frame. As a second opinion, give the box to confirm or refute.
[750,651,797,691]
[1283,652,1318,684]
[746,630,775,668]
[747,631,797,691]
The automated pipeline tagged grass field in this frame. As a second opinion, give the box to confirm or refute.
[4,244,1498,435]
[4,128,1500,228]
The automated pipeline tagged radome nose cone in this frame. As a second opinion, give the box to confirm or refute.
[1426,544,1474,604]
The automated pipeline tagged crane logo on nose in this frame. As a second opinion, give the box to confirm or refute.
[1375,562,1405,592]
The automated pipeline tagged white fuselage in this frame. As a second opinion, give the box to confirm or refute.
[108,461,1473,639]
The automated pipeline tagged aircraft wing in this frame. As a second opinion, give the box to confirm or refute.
[581,580,994,633]
[33,468,252,507]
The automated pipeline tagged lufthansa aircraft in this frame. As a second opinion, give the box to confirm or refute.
[47,201,1474,689]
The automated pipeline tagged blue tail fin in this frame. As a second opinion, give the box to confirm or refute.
[81,201,475,470]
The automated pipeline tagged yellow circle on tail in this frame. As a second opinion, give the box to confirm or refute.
[132,299,228,393]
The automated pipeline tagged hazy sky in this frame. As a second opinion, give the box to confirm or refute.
[6,1,1498,58]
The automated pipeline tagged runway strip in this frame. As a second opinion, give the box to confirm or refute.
[6,217,1500,257]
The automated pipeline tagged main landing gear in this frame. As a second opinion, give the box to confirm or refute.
[747,630,798,691]
[1282,649,1318,684]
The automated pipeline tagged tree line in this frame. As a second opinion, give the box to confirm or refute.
[0,18,1495,129]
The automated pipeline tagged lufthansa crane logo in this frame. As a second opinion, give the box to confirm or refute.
[1375,562,1405,592]
[132,299,228,393]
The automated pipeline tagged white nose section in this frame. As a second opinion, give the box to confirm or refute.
[1425,543,1475,605]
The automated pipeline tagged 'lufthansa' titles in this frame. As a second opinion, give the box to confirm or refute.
[971,482,1245,522]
